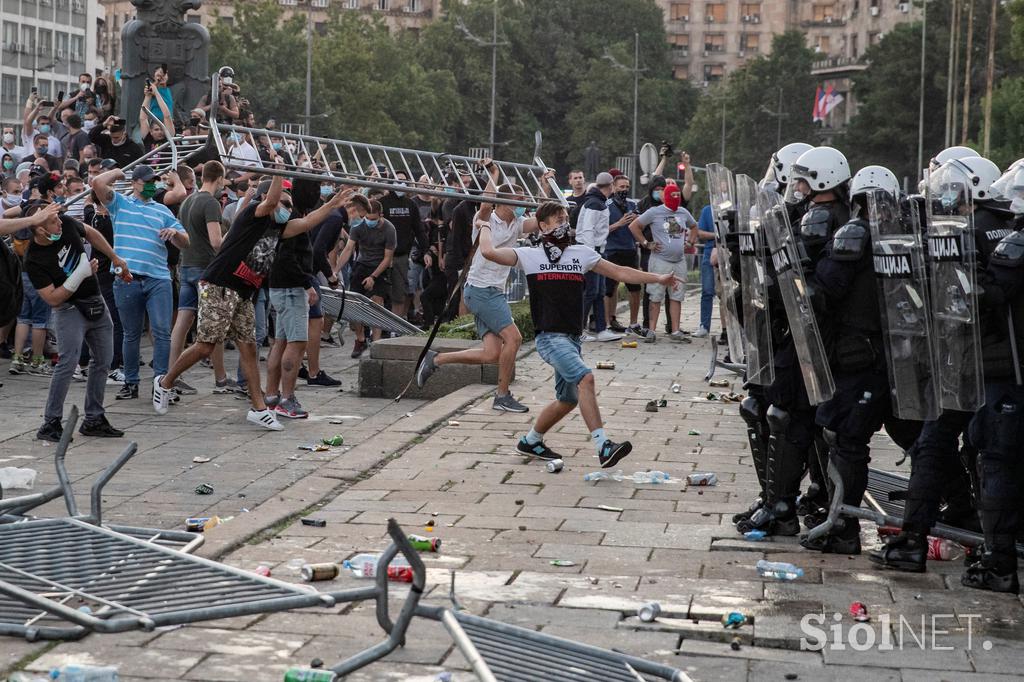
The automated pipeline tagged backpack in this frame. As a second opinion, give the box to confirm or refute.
[0,237,23,328]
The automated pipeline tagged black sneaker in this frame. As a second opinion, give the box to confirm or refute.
[608,319,626,333]
[598,440,633,468]
[79,415,125,438]
[416,350,438,388]
[115,383,139,400]
[298,365,309,380]
[36,418,66,443]
[307,369,341,387]
[516,437,561,461]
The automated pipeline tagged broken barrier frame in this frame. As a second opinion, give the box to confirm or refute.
[207,72,566,210]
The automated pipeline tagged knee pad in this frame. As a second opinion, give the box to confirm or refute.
[766,405,791,435]
[823,428,839,449]
[740,396,763,428]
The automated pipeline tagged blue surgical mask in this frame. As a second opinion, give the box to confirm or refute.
[46,231,61,242]
[54,196,65,204]
[38,124,50,135]
[229,132,242,144]
[652,190,663,202]
[35,146,47,156]
[274,207,291,224]
[364,218,379,228]
[350,217,364,228]
[155,182,166,190]
[444,187,456,194]
[320,185,333,197]
[513,206,527,218]
[272,142,282,151]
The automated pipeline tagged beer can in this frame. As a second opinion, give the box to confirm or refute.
[300,563,339,582]
[301,518,327,527]
[407,535,442,552]
[621,340,638,348]
[686,473,718,486]
[637,602,661,623]
[254,565,272,577]
[546,458,564,473]
[596,361,616,370]
[185,517,211,532]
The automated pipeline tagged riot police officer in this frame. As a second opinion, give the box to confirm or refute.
[800,166,900,554]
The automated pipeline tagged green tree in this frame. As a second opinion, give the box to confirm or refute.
[679,31,818,180]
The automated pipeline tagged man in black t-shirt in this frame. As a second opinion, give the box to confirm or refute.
[152,177,351,432]
[23,203,129,442]
[477,201,680,469]
[379,170,427,320]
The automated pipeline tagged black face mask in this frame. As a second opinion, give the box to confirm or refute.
[540,222,573,263]
[614,189,629,203]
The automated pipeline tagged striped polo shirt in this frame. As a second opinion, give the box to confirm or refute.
[106,192,184,279]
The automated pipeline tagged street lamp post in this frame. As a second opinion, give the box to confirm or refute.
[280,0,326,136]
[603,32,646,188]
[457,1,506,157]
[916,0,928,182]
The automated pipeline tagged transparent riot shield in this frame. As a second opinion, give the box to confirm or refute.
[868,190,940,421]
[926,162,984,412]
[706,163,746,367]
[735,174,774,386]
[756,190,835,404]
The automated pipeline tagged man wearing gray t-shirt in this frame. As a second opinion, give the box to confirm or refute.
[333,198,396,357]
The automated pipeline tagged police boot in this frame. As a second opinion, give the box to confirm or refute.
[735,406,801,537]
[961,543,1020,595]
[800,517,861,554]
[799,433,830,525]
[869,531,927,573]
[733,396,769,525]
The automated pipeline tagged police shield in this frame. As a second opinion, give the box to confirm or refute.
[735,174,774,386]
[706,163,746,366]
[756,189,835,404]
[926,162,985,412]
[868,189,940,421]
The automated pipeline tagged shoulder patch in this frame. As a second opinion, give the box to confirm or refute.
[830,221,869,262]
[800,206,833,242]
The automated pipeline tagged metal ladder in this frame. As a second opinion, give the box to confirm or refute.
[206,72,564,209]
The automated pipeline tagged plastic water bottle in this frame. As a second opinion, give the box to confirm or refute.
[583,471,610,482]
[283,668,337,682]
[49,666,119,681]
[342,553,413,583]
[755,559,803,581]
[584,470,670,484]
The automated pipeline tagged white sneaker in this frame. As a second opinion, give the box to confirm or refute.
[247,408,284,431]
[693,326,710,338]
[581,334,597,342]
[152,375,172,415]
[108,368,125,385]
[596,329,624,342]
[72,366,87,382]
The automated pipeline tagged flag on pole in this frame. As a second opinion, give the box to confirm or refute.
[812,86,823,122]
[813,85,844,122]
[822,89,844,118]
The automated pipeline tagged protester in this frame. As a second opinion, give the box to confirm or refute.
[478,201,681,465]
[695,205,715,338]
[380,169,427,321]
[565,170,586,226]
[92,164,189,400]
[89,116,144,169]
[21,100,63,160]
[602,171,640,334]
[575,172,622,342]
[22,202,128,441]
[83,189,125,382]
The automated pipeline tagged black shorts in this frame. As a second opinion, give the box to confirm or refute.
[604,250,641,294]
[351,262,391,300]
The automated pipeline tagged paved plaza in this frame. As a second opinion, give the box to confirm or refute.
[2,307,1023,681]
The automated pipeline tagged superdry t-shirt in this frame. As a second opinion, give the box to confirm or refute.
[512,244,601,336]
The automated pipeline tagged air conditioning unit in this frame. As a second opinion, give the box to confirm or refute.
[898,2,909,12]
[742,14,750,22]
[681,15,689,22]
[752,15,760,23]
[825,16,833,23]
[681,49,688,56]
[739,50,746,57]
[702,49,709,57]
[310,0,328,7]
[870,6,880,17]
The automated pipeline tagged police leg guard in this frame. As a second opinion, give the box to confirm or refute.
[736,405,802,537]
[938,444,980,532]
[799,431,830,526]
[800,429,863,555]
[733,396,768,525]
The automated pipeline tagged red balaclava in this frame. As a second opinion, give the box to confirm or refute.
[663,181,682,212]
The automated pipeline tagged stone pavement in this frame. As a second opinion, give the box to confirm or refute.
[4,307,1024,681]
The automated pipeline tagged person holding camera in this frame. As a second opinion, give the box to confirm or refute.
[21,98,63,160]
[88,115,144,169]
[140,78,175,152]
[146,65,175,124]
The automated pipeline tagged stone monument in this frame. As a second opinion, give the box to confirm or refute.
[121,0,210,136]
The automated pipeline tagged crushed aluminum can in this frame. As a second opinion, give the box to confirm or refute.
[849,601,870,622]
[194,483,214,495]
[407,535,442,552]
[301,518,327,527]
[185,517,212,532]
[621,340,638,348]
[321,435,345,446]
[686,473,718,486]
[301,563,340,582]
[637,602,661,623]
[596,361,616,370]
[546,459,564,473]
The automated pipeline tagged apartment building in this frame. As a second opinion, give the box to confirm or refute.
[99,0,436,73]
[1,0,104,128]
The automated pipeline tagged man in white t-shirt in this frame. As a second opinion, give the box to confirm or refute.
[226,131,261,169]
[628,181,698,343]
[417,160,554,413]
[476,201,682,467]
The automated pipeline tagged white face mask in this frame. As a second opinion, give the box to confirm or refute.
[79,82,90,92]
[83,119,96,131]
[1,133,12,145]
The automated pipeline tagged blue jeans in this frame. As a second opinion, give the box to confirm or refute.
[583,270,606,334]
[113,276,173,385]
[535,332,590,405]
[100,280,123,369]
[700,243,715,331]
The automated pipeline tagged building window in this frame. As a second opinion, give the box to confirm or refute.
[740,2,761,22]
[56,31,67,60]
[407,0,420,11]
[815,35,831,53]
[38,81,51,99]
[703,63,725,83]
[1,75,17,104]
[812,3,836,21]
[670,2,691,21]
[2,22,17,49]
[670,33,689,54]
[742,33,760,54]
[704,33,725,54]
[39,29,52,57]
[70,34,83,61]
[218,15,234,26]
[851,33,859,58]
[21,25,35,52]
[376,0,389,10]
[705,2,726,23]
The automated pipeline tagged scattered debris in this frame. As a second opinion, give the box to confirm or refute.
[194,483,214,495]
[0,467,37,490]
[301,518,327,528]
[687,429,701,436]
[721,392,743,403]
[730,636,742,651]
[597,504,624,513]
[549,560,576,567]
[657,398,668,407]
[708,378,730,387]
[191,456,211,464]
[686,472,718,486]
[446,420,460,427]
[785,674,799,681]
[545,459,564,473]
[301,563,340,582]
[518,525,527,531]
[645,400,659,413]
[755,559,803,581]
[298,443,330,452]
[721,612,747,629]
[743,530,767,541]
[596,361,616,370]
[621,340,638,348]
[435,673,454,682]
[322,435,345,446]
[671,383,681,393]
[515,499,524,505]
[408,535,442,552]
[849,602,870,622]
[254,565,272,577]
[637,602,661,622]
[705,392,720,401]
[185,516,220,532]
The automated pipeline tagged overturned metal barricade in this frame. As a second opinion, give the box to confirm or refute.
[318,287,422,337]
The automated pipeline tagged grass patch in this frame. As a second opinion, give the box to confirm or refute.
[434,300,535,342]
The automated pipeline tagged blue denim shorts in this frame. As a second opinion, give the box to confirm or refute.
[309,280,323,320]
[270,287,309,342]
[17,272,50,326]
[178,266,205,311]
[463,284,513,339]
[535,332,591,405]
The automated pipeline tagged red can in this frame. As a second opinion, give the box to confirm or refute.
[849,602,869,622]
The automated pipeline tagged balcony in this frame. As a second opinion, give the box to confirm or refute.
[811,55,868,76]
[802,17,846,27]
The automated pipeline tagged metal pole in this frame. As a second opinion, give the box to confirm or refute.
[305,4,313,136]
[916,0,927,183]
[982,0,997,156]
[951,0,962,143]
[776,86,783,148]
[489,0,498,156]
[944,0,958,147]
[961,0,974,145]
[720,96,726,165]
[632,30,639,188]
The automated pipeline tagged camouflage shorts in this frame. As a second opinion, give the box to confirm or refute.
[196,283,256,345]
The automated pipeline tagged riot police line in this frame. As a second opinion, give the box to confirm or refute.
[711,143,1024,595]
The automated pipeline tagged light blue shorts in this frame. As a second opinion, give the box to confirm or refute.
[464,284,513,339]
[270,287,309,342]
[535,332,591,405]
